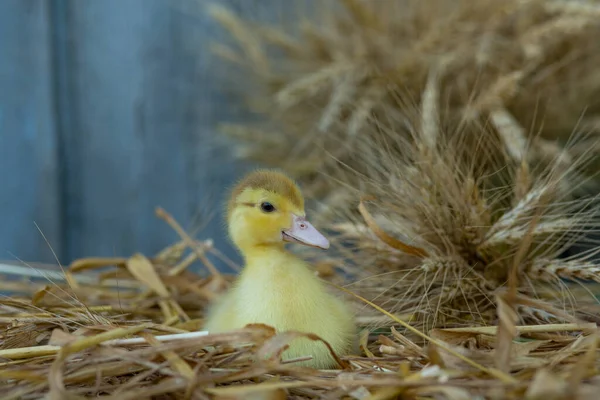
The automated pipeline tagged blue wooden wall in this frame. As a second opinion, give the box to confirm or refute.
[0,0,305,269]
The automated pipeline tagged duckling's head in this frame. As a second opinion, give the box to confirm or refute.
[227,169,329,253]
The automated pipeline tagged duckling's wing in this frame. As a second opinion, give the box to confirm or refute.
[204,291,238,333]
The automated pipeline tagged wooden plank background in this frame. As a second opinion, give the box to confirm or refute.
[0,0,62,266]
[0,0,313,270]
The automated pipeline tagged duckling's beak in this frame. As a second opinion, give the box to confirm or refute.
[282,214,330,250]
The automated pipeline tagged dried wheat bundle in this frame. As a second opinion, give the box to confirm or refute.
[318,76,600,332]
[211,0,600,196]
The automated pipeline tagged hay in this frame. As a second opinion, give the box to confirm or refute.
[210,0,600,197]
[0,208,599,398]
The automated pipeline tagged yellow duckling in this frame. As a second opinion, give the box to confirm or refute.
[204,169,356,368]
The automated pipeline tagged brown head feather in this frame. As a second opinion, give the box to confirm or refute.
[227,169,304,217]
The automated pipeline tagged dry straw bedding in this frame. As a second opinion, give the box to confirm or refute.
[0,208,599,399]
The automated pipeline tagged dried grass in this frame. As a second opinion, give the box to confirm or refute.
[0,203,598,398]
[211,0,600,197]
[0,201,595,399]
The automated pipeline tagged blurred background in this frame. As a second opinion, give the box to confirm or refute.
[2,0,600,274]
[0,0,287,268]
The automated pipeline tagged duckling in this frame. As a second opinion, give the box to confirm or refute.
[204,169,356,369]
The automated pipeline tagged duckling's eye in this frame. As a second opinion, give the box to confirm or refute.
[260,202,276,213]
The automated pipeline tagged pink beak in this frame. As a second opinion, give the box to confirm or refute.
[282,214,330,250]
